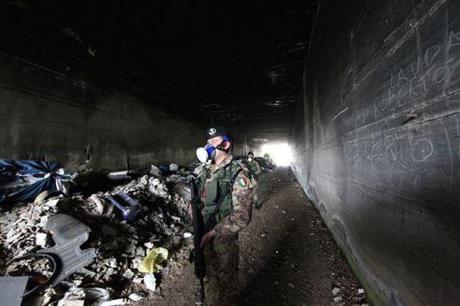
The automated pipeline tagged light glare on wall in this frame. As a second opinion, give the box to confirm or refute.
[260,142,293,167]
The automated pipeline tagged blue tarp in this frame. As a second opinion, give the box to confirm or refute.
[0,160,71,204]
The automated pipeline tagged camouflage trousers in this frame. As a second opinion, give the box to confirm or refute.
[203,234,239,306]
[252,179,259,205]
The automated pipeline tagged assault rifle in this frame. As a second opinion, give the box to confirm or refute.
[190,179,206,303]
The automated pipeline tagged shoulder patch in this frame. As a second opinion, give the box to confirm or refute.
[237,175,250,187]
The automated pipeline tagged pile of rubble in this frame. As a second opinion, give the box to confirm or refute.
[0,164,195,305]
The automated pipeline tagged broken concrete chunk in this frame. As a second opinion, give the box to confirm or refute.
[88,194,105,214]
[122,269,135,279]
[332,287,341,296]
[44,198,60,208]
[333,296,343,303]
[103,268,115,281]
[105,258,117,268]
[144,242,154,249]
[101,298,128,306]
[35,232,47,247]
[57,287,86,306]
[148,177,170,199]
[135,247,145,257]
[150,164,162,177]
[57,300,84,306]
[85,287,111,303]
[169,163,179,172]
[132,277,143,283]
[128,292,146,302]
[131,257,143,270]
[39,215,49,228]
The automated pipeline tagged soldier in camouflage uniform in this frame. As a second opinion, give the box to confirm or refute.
[245,152,262,209]
[195,127,254,306]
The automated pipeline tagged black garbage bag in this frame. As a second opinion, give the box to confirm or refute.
[0,160,72,204]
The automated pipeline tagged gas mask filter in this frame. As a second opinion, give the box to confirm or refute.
[196,144,217,163]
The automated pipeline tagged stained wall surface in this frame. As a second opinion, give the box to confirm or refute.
[0,6,204,170]
[291,0,460,305]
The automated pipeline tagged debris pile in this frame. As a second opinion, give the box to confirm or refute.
[0,164,194,305]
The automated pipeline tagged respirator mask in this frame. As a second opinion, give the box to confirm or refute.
[196,136,230,163]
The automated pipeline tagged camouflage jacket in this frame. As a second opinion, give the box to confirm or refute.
[246,158,262,176]
[197,154,254,238]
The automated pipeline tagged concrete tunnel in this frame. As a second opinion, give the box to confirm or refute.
[1,0,460,305]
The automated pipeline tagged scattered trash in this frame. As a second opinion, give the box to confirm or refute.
[37,214,97,287]
[0,162,194,303]
[107,170,132,180]
[6,252,58,296]
[0,160,73,204]
[138,247,169,273]
[358,288,365,294]
[0,276,29,306]
[104,193,141,222]
[34,190,50,205]
[144,273,157,291]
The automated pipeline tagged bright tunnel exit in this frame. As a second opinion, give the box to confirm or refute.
[259,142,293,167]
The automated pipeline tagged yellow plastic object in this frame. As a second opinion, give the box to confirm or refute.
[138,247,169,273]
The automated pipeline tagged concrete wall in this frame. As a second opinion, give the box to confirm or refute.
[291,0,460,305]
[0,7,204,170]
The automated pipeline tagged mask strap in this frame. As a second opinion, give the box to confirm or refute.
[216,142,230,153]
[216,135,231,152]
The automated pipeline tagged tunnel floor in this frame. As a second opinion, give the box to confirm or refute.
[146,168,369,306]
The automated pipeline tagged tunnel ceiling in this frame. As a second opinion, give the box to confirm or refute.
[4,1,317,141]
